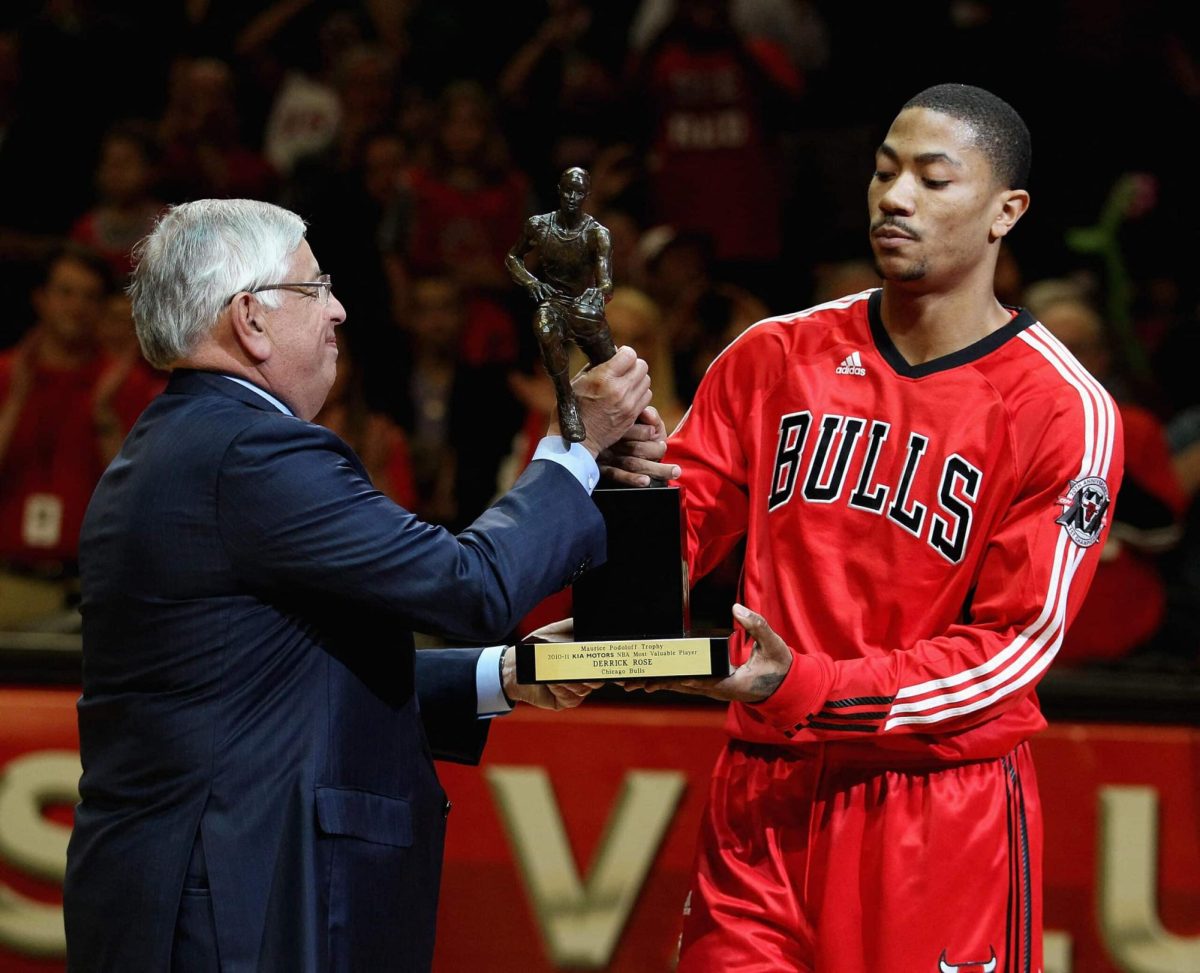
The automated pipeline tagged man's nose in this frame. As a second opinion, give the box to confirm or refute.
[329,294,348,325]
[878,174,915,215]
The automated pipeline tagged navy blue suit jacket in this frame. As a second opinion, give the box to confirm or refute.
[63,370,604,972]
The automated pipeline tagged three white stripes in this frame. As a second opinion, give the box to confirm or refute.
[884,323,1117,731]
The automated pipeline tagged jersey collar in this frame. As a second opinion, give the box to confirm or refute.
[867,288,1037,379]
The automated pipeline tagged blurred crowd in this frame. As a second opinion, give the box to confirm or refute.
[0,0,1198,672]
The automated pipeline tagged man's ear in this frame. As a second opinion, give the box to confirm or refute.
[991,188,1030,241]
[229,293,271,364]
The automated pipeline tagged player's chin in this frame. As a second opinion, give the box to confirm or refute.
[872,253,927,283]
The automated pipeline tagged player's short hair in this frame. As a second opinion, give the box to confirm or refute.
[902,84,1031,190]
[129,199,306,368]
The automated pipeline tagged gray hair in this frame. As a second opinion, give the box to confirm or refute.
[129,199,307,368]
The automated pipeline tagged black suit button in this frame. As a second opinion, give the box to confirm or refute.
[444,799,452,818]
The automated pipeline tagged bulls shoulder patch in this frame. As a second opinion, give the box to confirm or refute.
[1055,475,1110,547]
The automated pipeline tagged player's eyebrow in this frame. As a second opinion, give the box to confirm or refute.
[915,151,962,168]
[876,143,964,168]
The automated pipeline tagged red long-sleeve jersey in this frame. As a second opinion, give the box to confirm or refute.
[667,289,1124,763]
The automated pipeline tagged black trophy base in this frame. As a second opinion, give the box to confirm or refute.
[572,485,689,642]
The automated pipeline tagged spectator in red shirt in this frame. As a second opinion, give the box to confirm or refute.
[385,82,527,371]
[315,333,417,510]
[1034,292,1188,662]
[0,246,161,623]
[69,120,165,282]
[630,0,801,293]
[158,57,277,201]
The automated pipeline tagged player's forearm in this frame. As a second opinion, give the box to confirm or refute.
[749,604,1077,742]
[505,252,539,290]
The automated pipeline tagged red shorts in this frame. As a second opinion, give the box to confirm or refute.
[678,740,1042,973]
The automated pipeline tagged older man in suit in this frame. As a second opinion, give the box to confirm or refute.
[63,199,654,972]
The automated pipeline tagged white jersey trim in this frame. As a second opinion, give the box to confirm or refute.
[884,324,1117,730]
[672,289,877,437]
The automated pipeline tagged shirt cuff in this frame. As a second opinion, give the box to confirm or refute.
[476,645,514,717]
[532,436,599,494]
[745,653,836,735]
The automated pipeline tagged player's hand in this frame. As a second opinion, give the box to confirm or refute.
[501,645,603,711]
[624,604,793,702]
[529,280,556,303]
[580,287,605,310]
[575,346,652,459]
[598,406,680,487]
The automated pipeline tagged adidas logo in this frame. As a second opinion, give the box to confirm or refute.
[835,351,867,376]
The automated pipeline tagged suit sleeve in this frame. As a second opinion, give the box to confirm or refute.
[216,418,605,644]
[415,648,491,764]
[752,385,1126,737]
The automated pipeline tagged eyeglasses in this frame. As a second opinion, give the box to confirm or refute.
[244,273,333,306]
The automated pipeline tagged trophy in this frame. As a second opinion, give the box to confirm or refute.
[506,167,729,684]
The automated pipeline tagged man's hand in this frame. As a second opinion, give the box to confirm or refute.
[624,604,793,702]
[573,346,652,458]
[597,406,680,487]
[501,646,603,711]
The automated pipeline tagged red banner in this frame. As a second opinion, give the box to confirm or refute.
[1,689,1197,972]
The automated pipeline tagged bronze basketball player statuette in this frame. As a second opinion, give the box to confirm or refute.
[506,166,615,444]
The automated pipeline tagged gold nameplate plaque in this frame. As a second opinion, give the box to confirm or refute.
[515,636,729,684]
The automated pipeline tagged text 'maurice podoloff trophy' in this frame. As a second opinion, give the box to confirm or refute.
[507,167,729,684]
